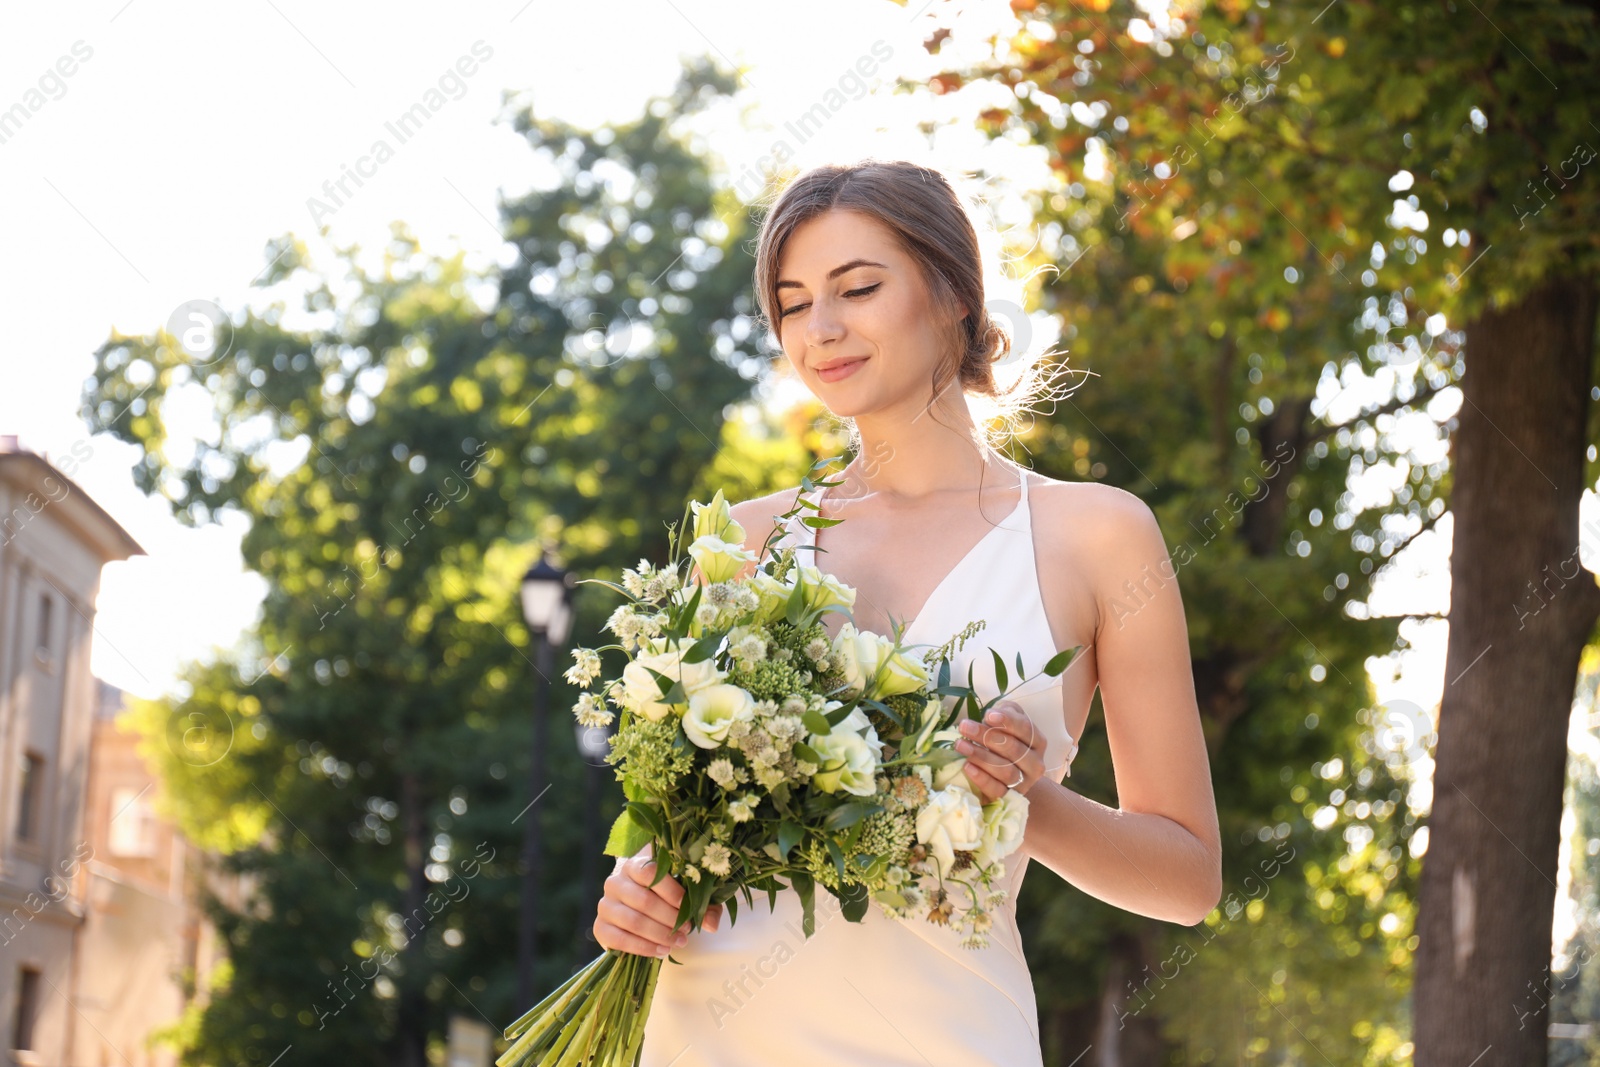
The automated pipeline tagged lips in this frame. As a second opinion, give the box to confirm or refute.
[815,356,868,383]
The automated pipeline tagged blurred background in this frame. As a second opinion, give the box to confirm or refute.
[1,0,1597,1064]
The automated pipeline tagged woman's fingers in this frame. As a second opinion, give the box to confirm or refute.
[955,702,1039,799]
[593,848,726,958]
[626,854,686,907]
[983,703,1040,751]
[961,755,1011,804]
[596,889,689,954]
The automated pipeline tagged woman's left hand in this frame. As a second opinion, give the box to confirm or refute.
[956,701,1044,804]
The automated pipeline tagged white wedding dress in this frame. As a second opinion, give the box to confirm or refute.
[638,468,1079,1066]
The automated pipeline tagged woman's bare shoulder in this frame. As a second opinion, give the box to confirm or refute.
[727,486,809,549]
[1028,473,1160,544]
[1028,475,1171,620]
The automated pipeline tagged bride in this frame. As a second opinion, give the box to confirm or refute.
[593,159,1221,1065]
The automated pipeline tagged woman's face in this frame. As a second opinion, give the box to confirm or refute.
[774,208,962,419]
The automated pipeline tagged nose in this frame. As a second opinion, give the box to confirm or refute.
[803,296,844,350]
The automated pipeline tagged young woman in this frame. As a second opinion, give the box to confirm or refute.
[595,159,1221,1066]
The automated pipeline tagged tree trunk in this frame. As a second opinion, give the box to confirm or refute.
[1414,272,1600,1066]
[1092,929,1179,1067]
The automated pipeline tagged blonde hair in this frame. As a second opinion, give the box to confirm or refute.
[751,158,1079,450]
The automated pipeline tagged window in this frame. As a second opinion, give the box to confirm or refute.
[16,753,44,843]
[35,594,52,658]
[108,786,157,857]
[12,966,40,1051]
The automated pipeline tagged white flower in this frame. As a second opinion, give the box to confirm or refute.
[572,692,614,729]
[683,684,757,749]
[728,626,768,664]
[915,781,985,877]
[908,698,947,755]
[976,789,1029,867]
[809,727,879,796]
[621,559,652,598]
[564,648,603,687]
[682,864,701,884]
[832,621,929,700]
[702,841,734,878]
[688,535,757,585]
[690,489,743,544]
[707,757,740,790]
[605,604,641,639]
[727,794,758,823]
[932,754,970,791]
[794,564,856,615]
[746,570,793,624]
[620,637,724,721]
[833,705,881,749]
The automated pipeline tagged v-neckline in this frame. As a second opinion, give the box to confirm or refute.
[803,470,1029,647]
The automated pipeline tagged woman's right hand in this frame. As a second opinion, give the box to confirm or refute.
[594,843,724,957]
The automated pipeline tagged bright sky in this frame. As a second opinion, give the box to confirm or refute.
[1,0,1037,698]
[3,5,1594,948]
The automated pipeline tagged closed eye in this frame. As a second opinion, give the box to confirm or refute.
[779,283,881,319]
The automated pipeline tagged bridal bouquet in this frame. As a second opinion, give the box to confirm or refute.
[497,466,1080,1067]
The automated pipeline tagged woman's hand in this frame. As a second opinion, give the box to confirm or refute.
[955,701,1044,804]
[594,843,724,957]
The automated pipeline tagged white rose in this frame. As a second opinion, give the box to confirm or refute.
[915,782,985,876]
[809,728,879,796]
[834,705,882,749]
[976,790,1029,867]
[932,755,970,791]
[832,622,929,700]
[621,637,723,721]
[683,684,756,749]
[688,535,757,585]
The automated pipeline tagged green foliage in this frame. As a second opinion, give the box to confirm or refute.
[78,60,767,1064]
[917,0,1594,1057]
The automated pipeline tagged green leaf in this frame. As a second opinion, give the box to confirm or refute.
[1043,645,1082,677]
[626,801,666,839]
[802,709,832,735]
[800,515,845,528]
[680,632,721,664]
[839,882,869,922]
[784,574,808,627]
[792,872,816,937]
[991,648,1009,692]
[825,838,847,880]
[792,741,822,765]
[778,820,804,860]
[602,807,653,858]
[823,801,880,832]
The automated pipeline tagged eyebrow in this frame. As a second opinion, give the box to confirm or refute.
[776,258,887,290]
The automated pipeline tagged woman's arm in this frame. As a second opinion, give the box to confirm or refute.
[1022,486,1222,927]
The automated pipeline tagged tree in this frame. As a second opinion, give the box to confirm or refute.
[85,60,777,1065]
[909,0,1600,1061]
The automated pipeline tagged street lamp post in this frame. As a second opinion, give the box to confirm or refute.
[517,554,573,1008]
[574,712,614,958]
